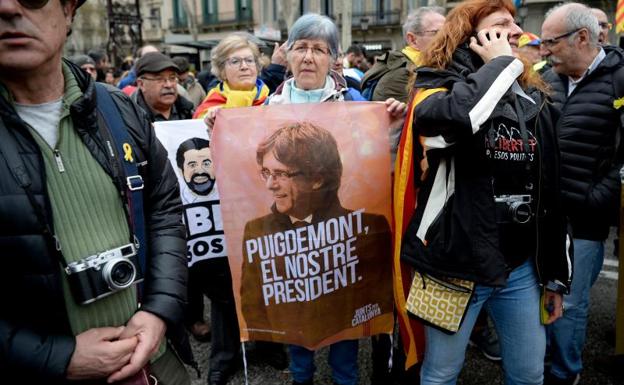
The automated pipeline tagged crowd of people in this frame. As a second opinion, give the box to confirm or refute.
[0,0,623,384]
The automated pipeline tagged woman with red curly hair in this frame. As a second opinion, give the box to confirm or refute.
[399,0,572,383]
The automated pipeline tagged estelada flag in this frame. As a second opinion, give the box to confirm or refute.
[617,0,624,34]
[212,102,395,349]
[392,88,446,368]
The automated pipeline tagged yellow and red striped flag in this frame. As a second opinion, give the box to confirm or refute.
[392,90,426,369]
[392,87,445,368]
[617,0,624,34]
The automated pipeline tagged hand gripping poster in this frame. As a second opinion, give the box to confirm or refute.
[212,102,394,349]
[154,119,227,267]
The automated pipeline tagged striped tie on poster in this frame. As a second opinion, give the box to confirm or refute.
[617,0,624,34]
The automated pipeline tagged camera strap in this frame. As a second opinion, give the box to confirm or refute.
[94,84,147,281]
[513,94,534,184]
[514,94,531,156]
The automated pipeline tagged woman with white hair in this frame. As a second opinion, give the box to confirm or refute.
[265,13,406,385]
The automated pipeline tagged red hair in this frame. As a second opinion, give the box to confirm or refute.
[420,0,547,92]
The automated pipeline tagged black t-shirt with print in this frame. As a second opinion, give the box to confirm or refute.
[484,116,538,269]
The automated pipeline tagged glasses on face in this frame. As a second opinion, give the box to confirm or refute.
[260,168,303,182]
[540,28,582,48]
[599,22,613,31]
[415,30,439,36]
[141,75,178,85]
[225,57,256,68]
[17,0,49,9]
[291,44,330,58]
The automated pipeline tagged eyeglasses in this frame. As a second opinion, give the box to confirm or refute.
[140,75,178,85]
[599,22,613,31]
[415,30,439,36]
[291,44,330,58]
[540,28,582,48]
[260,168,303,182]
[17,0,49,9]
[225,57,256,68]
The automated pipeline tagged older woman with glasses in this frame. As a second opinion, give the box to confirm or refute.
[194,33,270,124]
[190,34,282,385]
[264,13,406,385]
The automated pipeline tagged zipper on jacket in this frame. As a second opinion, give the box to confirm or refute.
[533,100,545,284]
[53,149,65,173]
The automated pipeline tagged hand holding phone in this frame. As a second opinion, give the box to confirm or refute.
[469,28,513,63]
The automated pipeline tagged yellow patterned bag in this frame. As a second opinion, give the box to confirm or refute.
[405,273,475,334]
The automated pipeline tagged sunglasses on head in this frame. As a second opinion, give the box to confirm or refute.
[18,0,50,9]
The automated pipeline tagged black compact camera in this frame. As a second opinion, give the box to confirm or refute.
[494,194,533,224]
[65,243,144,305]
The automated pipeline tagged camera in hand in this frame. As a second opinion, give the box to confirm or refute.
[65,243,143,305]
[495,194,533,224]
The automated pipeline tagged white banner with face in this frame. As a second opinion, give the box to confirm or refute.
[155,119,227,266]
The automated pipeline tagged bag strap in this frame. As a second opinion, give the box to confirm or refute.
[94,83,147,278]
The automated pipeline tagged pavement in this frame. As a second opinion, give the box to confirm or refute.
[189,230,623,385]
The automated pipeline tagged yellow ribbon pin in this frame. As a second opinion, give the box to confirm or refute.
[614,97,624,110]
[123,143,133,162]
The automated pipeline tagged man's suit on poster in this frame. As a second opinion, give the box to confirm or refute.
[240,196,393,347]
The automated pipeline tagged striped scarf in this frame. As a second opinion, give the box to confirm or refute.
[193,79,269,119]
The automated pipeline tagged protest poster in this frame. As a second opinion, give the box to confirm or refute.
[154,119,227,267]
[212,102,394,349]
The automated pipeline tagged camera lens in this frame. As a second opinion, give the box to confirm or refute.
[103,258,137,290]
[509,202,532,224]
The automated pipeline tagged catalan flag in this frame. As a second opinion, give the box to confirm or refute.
[617,0,624,34]
[393,88,446,368]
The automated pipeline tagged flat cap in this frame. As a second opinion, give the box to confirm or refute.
[172,56,190,73]
[135,52,179,77]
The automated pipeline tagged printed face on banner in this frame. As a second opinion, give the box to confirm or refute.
[260,152,318,219]
[212,103,395,350]
[154,120,228,266]
[180,145,216,196]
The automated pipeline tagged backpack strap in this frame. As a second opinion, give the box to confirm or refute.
[94,83,147,280]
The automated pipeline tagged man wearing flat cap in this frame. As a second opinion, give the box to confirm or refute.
[133,51,195,122]
[0,0,191,383]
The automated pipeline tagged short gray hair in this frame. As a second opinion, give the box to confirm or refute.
[287,13,339,60]
[402,6,446,40]
[545,3,600,46]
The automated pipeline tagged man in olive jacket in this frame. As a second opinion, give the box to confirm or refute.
[361,6,445,103]
[0,0,190,383]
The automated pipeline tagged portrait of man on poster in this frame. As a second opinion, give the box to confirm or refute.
[240,121,393,346]
[176,137,217,203]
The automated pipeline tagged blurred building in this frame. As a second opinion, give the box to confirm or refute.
[64,0,620,71]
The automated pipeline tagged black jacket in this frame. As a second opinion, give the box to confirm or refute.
[543,46,624,240]
[0,61,189,382]
[401,47,572,290]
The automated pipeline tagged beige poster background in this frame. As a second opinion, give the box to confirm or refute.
[213,102,394,350]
